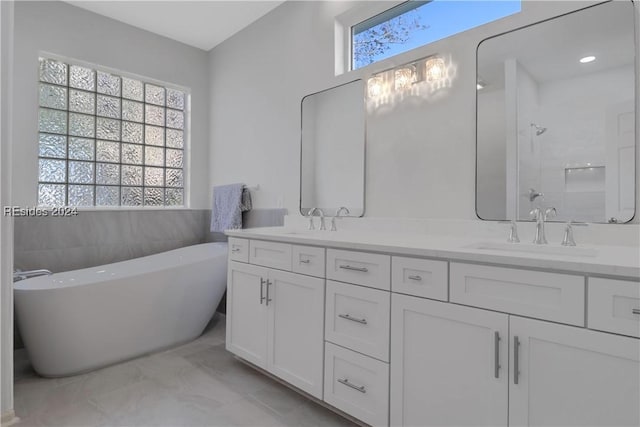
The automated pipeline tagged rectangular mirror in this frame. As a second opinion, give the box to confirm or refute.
[476,1,636,223]
[301,80,365,217]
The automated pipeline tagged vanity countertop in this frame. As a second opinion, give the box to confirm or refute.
[225,227,640,279]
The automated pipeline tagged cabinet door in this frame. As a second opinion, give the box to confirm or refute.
[510,316,640,426]
[267,269,325,399]
[226,262,269,369]
[391,294,508,427]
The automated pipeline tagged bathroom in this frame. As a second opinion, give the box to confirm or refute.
[0,0,639,426]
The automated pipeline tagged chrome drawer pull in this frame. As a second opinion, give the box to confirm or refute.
[494,331,501,379]
[265,279,272,306]
[231,248,241,253]
[260,278,266,304]
[338,314,367,325]
[408,275,422,281]
[337,378,366,393]
[632,308,640,315]
[513,336,520,385]
[299,259,311,264]
[339,265,368,272]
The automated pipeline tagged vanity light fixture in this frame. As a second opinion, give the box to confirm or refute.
[394,65,417,90]
[579,55,596,63]
[367,75,384,98]
[425,56,446,82]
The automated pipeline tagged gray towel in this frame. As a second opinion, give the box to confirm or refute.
[210,184,252,232]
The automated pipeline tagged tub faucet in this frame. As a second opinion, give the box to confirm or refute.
[13,269,52,283]
[530,207,556,244]
[306,208,326,230]
[331,207,350,231]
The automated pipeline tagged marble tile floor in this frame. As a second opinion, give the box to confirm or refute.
[14,315,358,427]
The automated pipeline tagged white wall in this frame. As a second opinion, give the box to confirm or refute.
[476,88,506,219]
[515,61,540,220]
[302,81,365,213]
[12,1,211,208]
[208,0,638,220]
[0,0,14,419]
[537,65,634,222]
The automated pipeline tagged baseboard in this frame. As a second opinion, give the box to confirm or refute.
[1,410,19,427]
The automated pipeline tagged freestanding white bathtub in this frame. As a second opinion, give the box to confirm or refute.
[14,242,228,377]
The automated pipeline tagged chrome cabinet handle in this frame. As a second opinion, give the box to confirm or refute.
[265,279,272,306]
[260,278,266,304]
[632,308,640,315]
[232,248,241,253]
[339,265,368,272]
[408,275,422,281]
[513,336,520,385]
[338,314,367,325]
[494,331,501,379]
[337,378,366,393]
[299,259,310,264]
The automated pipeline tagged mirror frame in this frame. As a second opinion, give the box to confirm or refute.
[474,1,638,223]
[299,79,367,218]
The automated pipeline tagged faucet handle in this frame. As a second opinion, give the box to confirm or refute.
[499,220,520,243]
[307,208,317,230]
[544,207,557,221]
[561,221,587,246]
[331,207,350,232]
[529,207,541,220]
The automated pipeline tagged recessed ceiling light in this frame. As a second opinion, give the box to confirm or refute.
[579,56,596,64]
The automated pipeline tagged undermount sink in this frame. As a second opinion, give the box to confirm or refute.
[466,241,599,258]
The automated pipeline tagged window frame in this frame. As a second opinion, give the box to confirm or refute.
[338,0,522,73]
[36,53,190,209]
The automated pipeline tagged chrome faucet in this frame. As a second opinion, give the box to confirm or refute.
[331,207,350,231]
[529,188,544,202]
[530,207,556,244]
[561,221,588,246]
[13,268,52,282]
[306,208,326,231]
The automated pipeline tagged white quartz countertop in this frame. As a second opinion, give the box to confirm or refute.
[225,227,640,279]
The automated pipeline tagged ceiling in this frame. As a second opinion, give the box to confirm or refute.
[64,1,286,51]
[477,1,634,92]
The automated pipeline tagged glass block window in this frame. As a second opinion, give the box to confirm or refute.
[351,0,521,70]
[38,58,186,207]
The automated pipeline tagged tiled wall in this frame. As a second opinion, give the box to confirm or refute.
[14,210,209,273]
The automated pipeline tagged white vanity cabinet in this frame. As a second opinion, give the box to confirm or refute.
[391,293,640,427]
[226,259,325,398]
[509,316,640,426]
[390,294,509,427]
[225,235,640,427]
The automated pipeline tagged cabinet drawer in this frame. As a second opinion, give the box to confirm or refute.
[291,245,325,278]
[392,256,448,301]
[249,240,292,271]
[450,263,585,326]
[325,280,390,361]
[327,249,390,290]
[324,342,389,427]
[588,277,640,338]
[228,238,249,263]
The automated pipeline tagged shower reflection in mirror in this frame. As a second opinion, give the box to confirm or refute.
[476,1,636,224]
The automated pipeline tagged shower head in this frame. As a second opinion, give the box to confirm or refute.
[530,123,547,136]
